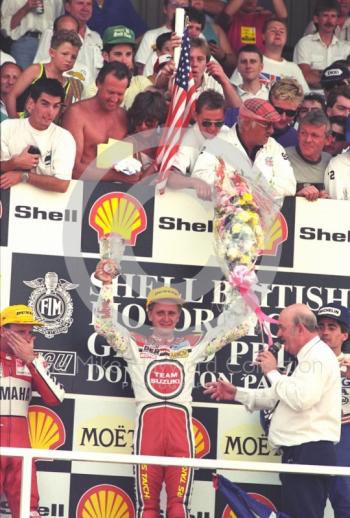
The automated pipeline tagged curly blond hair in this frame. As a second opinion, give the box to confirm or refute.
[270,77,304,104]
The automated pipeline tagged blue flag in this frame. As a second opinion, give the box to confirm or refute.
[214,474,290,518]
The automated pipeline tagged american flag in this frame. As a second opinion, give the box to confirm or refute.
[155,27,196,191]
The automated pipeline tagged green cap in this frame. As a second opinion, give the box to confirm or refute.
[103,25,136,46]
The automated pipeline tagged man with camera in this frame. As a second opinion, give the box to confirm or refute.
[0,77,76,193]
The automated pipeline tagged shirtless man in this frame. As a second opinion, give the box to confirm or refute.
[62,61,130,181]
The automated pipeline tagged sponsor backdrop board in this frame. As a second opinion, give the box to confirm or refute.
[1,181,349,517]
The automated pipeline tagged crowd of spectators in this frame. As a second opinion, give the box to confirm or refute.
[0,0,349,200]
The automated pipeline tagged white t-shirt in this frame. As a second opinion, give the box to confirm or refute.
[1,118,76,181]
[231,56,310,94]
[135,25,169,67]
[192,124,296,199]
[324,151,350,200]
[0,50,16,65]
[1,0,63,40]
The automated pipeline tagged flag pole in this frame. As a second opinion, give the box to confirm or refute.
[174,7,185,68]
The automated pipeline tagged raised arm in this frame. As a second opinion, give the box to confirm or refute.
[272,0,287,18]
[94,259,131,353]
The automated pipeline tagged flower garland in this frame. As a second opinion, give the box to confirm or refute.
[210,159,278,347]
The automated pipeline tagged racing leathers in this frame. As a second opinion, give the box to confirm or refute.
[94,284,252,518]
[0,351,65,518]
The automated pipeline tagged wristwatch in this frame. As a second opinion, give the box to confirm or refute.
[21,172,29,183]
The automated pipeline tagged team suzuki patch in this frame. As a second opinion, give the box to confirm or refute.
[145,360,185,399]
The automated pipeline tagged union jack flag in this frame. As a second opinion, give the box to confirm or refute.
[155,27,196,191]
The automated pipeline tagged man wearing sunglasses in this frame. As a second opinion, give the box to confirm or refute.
[269,77,304,148]
[191,97,296,199]
[167,89,228,199]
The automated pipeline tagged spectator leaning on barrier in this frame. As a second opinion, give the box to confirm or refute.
[62,62,130,181]
[269,77,304,148]
[191,98,296,199]
[286,109,331,202]
[126,90,168,180]
[324,149,350,199]
[0,304,65,518]
[317,303,350,518]
[205,303,341,518]
[0,61,22,122]
[0,78,76,193]
[167,89,228,199]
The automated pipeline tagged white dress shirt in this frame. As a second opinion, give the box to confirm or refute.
[236,336,341,449]
[1,0,63,40]
[293,33,350,71]
[192,124,296,198]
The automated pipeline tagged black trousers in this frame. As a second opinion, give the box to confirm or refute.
[280,440,336,518]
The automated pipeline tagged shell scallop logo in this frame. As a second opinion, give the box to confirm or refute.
[89,192,147,245]
[262,212,288,256]
[192,418,211,458]
[76,484,135,518]
[28,405,66,450]
[222,493,277,517]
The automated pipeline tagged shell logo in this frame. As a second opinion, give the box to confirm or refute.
[76,484,135,518]
[262,212,288,256]
[192,418,211,458]
[89,192,147,245]
[28,405,66,450]
[222,493,277,517]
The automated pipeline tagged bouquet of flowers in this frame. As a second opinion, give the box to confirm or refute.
[207,160,278,350]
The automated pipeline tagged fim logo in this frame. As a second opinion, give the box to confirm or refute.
[222,493,277,517]
[89,192,147,245]
[192,418,211,459]
[76,484,135,518]
[24,272,78,339]
[37,349,77,376]
[262,212,288,256]
[29,405,66,450]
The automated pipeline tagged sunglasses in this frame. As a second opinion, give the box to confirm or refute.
[331,130,345,141]
[273,105,298,117]
[299,106,322,114]
[201,120,224,128]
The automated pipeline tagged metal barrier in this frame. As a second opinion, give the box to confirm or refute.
[1,446,350,518]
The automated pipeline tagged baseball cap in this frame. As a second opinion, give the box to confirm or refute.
[103,25,136,46]
[0,304,43,326]
[239,98,281,123]
[321,63,350,88]
[317,303,350,330]
[146,287,184,307]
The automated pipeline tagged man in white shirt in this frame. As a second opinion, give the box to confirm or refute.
[1,0,63,68]
[167,89,228,199]
[205,303,341,518]
[293,2,350,91]
[324,150,350,200]
[51,0,103,89]
[230,17,309,94]
[234,44,269,102]
[192,98,296,199]
[0,78,76,193]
